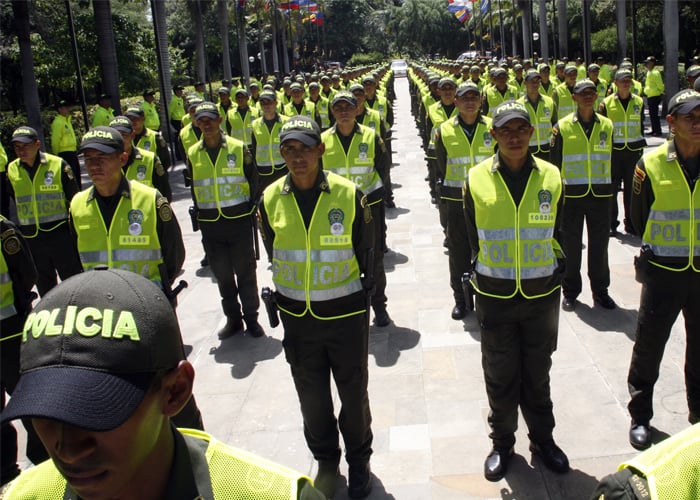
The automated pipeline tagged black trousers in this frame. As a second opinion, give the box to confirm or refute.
[610,149,643,232]
[562,195,611,299]
[200,217,259,322]
[476,291,560,449]
[26,224,83,297]
[57,151,81,190]
[281,310,373,466]
[445,200,470,306]
[647,95,662,135]
[369,203,387,312]
[627,265,700,424]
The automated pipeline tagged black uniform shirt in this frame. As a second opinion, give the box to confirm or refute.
[0,217,37,319]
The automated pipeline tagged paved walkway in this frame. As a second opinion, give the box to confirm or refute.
[18,79,688,499]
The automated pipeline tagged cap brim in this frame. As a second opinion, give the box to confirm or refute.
[493,112,530,128]
[574,85,596,94]
[280,132,320,146]
[1,367,151,431]
[11,136,36,144]
[195,111,220,120]
[79,143,119,154]
[672,101,700,115]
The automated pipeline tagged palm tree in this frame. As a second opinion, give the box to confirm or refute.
[11,0,44,143]
[663,0,679,101]
[556,0,567,57]
[189,0,208,83]
[616,0,627,60]
[92,0,121,115]
[218,0,233,84]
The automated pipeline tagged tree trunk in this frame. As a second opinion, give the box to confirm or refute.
[663,0,679,103]
[12,0,44,144]
[92,0,121,114]
[519,0,532,59]
[193,0,207,83]
[538,0,548,62]
[557,0,567,58]
[616,0,627,61]
[152,0,174,145]
[218,0,233,84]
[237,6,251,85]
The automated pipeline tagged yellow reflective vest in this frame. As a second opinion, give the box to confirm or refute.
[135,128,159,153]
[70,181,164,285]
[484,84,518,117]
[227,106,260,146]
[438,115,494,201]
[142,100,161,130]
[252,115,289,175]
[554,83,576,119]
[7,153,69,237]
[124,147,156,188]
[264,172,364,319]
[0,240,16,321]
[50,114,77,154]
[284,100,316,121]
[179,123,200,160]
[558,113,614,198]
[641,142,700,272]
[322,125,383,204]
[602,93,645,150]
[188,136,252,221]
[427,101,458,152]
[518,94,555,153]
[310,97,331,129]
[469,156,563,299]
[3,428,312,500]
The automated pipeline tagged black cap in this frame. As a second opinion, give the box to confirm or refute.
[331,91,357,107]
[0,269,185,432]
[98,93,111,101]
[194,102,220,120]
[79,126,124,154]
[109,116,134,134]
[11,126,39,143]
[524,69,541,81]
[492,67,508,78]
[667,89,700,115]
[56,99,70,108]
[308,82,320,89]
[173,84,184,91]
[234,88,249,97]
[186,96,204,110]
[218,86,231,95]
[492,101,531,128]
[194,81,205,87]
[125,106,145,118]
[259,90,277,102]
[348,83,364,94]
[361,75,376,84]
[563,65,578,75]
[686,65,700,79]
[437,77,457,89]
[573,79,596,93]
[143,89,155,97]
[645,56,656,63]
[614,69,633,81]
[279,115,322,146]
[290,83,304,92]
[455,82,480,97]
[587,64,600,72]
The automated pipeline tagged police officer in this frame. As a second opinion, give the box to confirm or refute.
[50,99,81,189]
[550,79,616,311]
[91,93,114,128]
[0,215,38,485]
[217,87,235,129]
[426,78,459,206]
[0,269,325,500]
[227,88,260,147]
[464,101,568,482]
[435,81,494,319]
[518,69,557,161]
[0,142,8,218]
[187,102,264,339]
[169,84,186,134]
[643,56,665,137]
[598,69,646,236]
[125,105,172,172]
[258,116,375,499]
[142,90,161,131]
[626,90,700,450]
[308,82,332,131]
[109,116,172,201]
[482,68,518,117]
[553,65,579,119]
[250,90,290,191]
[6,126,82,296]
[323,92,391,327]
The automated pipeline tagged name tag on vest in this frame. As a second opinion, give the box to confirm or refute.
[119,235,151,245]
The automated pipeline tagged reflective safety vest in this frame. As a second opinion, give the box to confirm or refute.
[438,115,494,201]
[188,136,252,221]
[620,423,700,500]
[124,148,156,188]
[91,105,114,128]
[3,428,311,500]
[284,100,316,121]
[427,101,458,151]
[484,85,518,117]
[50,114,77,154]
[593,79,608,108]
[252,115,288,176]
[322,125,383,204]
[179,123,200,159]
[169,95,185,121]
[135,127,159,153]
[264,173,364,319]
[554,83,576,119]
[7,153,68,237]
[469,157,563,299]
[641,142,700,272]
[366,94,390,128]
[518,94,555,152]
[70,181,164,285]
[558,113,613,198]
[602,93,645,150]
[0,246,16,321]
[227,107,260,146]
[311,97,331,129]
[358,108,383,134]
[142,100,161,130]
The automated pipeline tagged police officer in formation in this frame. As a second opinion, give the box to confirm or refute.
[125,105,172,172]
[517,69,556,161]
[598,69,647,236]
[626,89,700,451]
[434,81,494,319]
[5,126,82,296]
[259,116,375,499]
[50,99,81,189]
[464,101,569,482]
[426,78,458,207]
[250,89,290,191]
[0,269,325,499]
[643,56,665,137]
[550,79,616,311]
[91,93,115,128]
[187,102,264,339]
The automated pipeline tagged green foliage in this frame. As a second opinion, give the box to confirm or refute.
[347,52,386,66]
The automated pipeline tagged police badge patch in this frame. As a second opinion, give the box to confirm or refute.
[63,165,74,180]
[137,165,147,180]
[358,143,369,161]
[538,189,552,214]
[598,131,607,149]
[328,208,344,235]
[227,153,237,167]
[483,132,493,148]
[157,198,173,222]
[2,231,20,255]
[44,171,54,185]
[128,209,144,235]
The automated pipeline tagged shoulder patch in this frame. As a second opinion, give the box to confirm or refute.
[157,197,173,222]
[2,228,21,256]
[155,159,165,176]
[361,195,372,224]
[64,164,75,180]
[633,166,646,195]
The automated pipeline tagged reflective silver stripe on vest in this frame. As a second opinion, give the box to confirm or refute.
[520,262,559,279]
[311,249,355,262]
[648,208,691,221]
[475,261,517,279]
[79,250,110,263]
[0,271,11,284]
[35,192,64,201]
[362,178,384,195]
[477,228,516,240]
[443,179,465,188]
[112,249,163,261]
[276,280,363,301]
[643,243,691,257]
[15,194,32,204]
[274,249,307,262]
[562,153,590,162]
[0,303,17,321]
[447,156,470,165]
[519,227,554,239]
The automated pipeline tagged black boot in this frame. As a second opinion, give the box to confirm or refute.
[244,314,265,338]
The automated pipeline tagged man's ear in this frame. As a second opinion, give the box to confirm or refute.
[161,360,195,417]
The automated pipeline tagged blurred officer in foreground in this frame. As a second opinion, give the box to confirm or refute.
[0,269,325,500]
[50,99,81,189]
[591,423,700,500]
[6,126,82,296]
[0,215,39,485]
[464,101,568,481]
[626,90,700,451]
[259,117,375,499]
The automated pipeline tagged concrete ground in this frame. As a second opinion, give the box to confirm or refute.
[14,78,690,500]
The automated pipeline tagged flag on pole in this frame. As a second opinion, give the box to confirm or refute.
[455,8,469,23]
[480,0,490,17]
